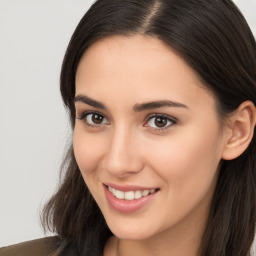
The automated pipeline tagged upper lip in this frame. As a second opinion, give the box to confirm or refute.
[104,182,159,192]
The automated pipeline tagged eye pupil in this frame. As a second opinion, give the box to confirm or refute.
[92,114,104,124]
[155,117,167,127]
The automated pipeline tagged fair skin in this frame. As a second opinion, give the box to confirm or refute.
[73,35,256,256]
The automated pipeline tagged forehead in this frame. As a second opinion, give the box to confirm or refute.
[76,35,200,86]
[75,35,215,112]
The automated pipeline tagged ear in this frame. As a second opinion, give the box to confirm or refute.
[222,101,256,160]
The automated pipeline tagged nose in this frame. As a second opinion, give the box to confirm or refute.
[103,125,144,177]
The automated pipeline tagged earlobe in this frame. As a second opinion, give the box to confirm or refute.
[222,101,256,160]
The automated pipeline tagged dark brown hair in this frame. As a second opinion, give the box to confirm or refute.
[41,0,256,255]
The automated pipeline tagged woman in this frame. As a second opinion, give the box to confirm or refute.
[1,0,256,255]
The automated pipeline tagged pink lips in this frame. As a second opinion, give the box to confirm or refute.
[104,183,159,213]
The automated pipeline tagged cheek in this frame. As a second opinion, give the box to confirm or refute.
[73,127,104,176]
[73,127,108,206]
[146,125,222,198]
[144,129,222,227]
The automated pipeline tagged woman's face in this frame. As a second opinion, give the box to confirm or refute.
[73,35,227,240]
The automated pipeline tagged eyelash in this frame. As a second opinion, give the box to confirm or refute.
[76,111,109,128]
[145,114,177,132]
[76,111,177,131]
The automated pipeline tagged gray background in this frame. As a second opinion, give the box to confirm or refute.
[0,0,255,247]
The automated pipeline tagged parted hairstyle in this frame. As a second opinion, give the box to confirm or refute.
[41,0,256,255]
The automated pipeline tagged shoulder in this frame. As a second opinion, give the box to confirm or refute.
[0,236,61,256]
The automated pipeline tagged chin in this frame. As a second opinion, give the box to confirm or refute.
[113,230,153,241]
[106,220,158,240]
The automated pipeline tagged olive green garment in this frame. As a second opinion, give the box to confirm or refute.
[0,236,77,256]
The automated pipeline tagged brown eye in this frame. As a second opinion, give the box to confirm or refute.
[154,116,168,127]
[84,113,108,126]
[146,115,176,129]
[91,113,104,124]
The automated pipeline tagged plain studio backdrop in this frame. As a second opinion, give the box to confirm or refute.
[0,0,255,247]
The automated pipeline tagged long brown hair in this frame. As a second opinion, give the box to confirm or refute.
[41,0,256,255]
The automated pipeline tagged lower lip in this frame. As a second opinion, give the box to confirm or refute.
[104,185,159,213]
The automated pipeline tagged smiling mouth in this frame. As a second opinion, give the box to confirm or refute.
[107,185,159,201]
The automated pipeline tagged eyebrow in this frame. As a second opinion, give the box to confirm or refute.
[74,94,106,109]
[133,100,188,112]
[74,94,188,112]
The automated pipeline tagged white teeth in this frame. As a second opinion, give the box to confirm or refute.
[124,191,135,200]
[142,190,149,196]
[115,190,125,199]
[134,190,142,199]
[108,186,157,200]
